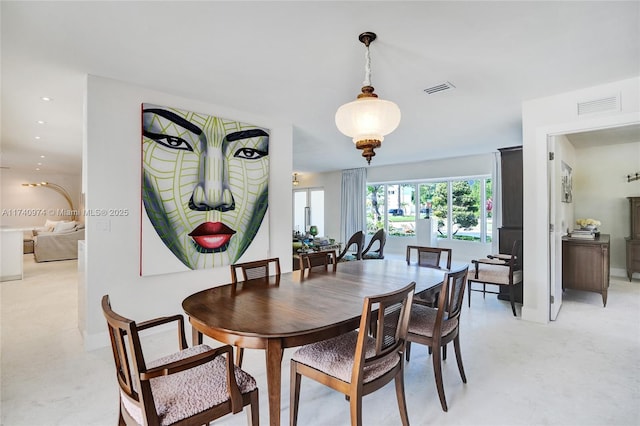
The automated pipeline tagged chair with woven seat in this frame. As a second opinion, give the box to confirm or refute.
[467,240,523,316]
[230,257,281,366]
[101,295,259,426]
[290,282,415,426]
[299,250,337,276]
[405,266,469,412]
[362,229,386,259]
[336,231,364,262]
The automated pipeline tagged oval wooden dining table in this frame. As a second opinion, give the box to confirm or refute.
[183,259,467,426]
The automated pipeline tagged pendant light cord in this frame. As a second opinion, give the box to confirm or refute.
[363,44,371,86]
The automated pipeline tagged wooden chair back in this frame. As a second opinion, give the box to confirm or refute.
[230,257,281,284]
[354,282,415,385]
[299,250,337,275]
[362,229,387,259]
[102,295,259,425]
[337,231,364,262]
[406,245,452,270]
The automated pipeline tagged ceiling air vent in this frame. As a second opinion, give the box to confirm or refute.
[577,94,620,116]
[424,81,455,95]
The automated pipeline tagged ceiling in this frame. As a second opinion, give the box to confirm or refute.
[1,1,639,176]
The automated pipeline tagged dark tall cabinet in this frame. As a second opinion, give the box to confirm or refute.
[626,196,640,281]
[498,146,523,303]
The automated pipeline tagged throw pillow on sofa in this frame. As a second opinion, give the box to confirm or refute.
[53,221,76,233]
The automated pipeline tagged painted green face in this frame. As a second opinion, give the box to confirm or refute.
[142,104,269,270]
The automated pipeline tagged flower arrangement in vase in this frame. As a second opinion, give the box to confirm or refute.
[576,218,601,231]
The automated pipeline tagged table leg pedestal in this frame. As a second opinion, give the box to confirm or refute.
[266,339,284,426]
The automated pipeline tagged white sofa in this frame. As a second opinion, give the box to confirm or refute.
[32,221,85,262]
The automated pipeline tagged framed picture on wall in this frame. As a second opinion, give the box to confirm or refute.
[561,161,572,203]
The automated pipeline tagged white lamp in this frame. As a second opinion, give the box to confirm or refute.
[335,32,401,165]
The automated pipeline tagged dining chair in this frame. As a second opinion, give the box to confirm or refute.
[230,257,281,366]
[299,250,337,275]
[405,245,453,361]
[290,282,415,426]
[406,245,452,270]
[362,228,386,259]
[101,295,259,426]
[467,240,523,316]
[230,257,281,284]
[336,231,365,262]
[405,266,469,412]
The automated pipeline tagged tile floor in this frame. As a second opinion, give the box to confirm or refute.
[1,255,639,426]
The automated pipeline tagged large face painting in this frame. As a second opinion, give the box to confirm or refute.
[141,104,270,275]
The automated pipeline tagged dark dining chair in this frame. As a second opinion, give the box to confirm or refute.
[405,266,469,412]
[230,257,281,366]
[336,231,365,262]
[101,295,259,426]
[468,240,523,316]
[290,282,415,426]
[299,250,337,276]
[405,245,454,360]
[362,229,386,259]
[230,257,281,285]
[406,245,452,270]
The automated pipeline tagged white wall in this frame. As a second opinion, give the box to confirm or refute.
[83,76,292,349]
[0,169,81,228]
[574,141,640,275]
[522,76,640,324]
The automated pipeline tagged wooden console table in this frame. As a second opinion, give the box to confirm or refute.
[562,234,610,306]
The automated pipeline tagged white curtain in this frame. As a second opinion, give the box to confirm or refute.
[340,168,367,243]
[491,152,502,254]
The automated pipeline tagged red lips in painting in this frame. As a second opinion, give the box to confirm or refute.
[188,222,236,250]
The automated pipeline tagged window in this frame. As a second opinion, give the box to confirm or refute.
[367,177,492,242]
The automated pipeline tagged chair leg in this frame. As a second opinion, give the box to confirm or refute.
[509,286,516,316]
[431,344,448,412]
[482,283,486,299]
[349,393,363,426]
[443,343,447,360]
[290,361,302,426]
[453,335,467,383]
[236,347,244,367]
[468,283,472,308]
[248,389,260,426]
[405,341,412,362]
[394,368,410,426]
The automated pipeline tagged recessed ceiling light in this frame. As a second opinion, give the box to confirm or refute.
[40,155,45,158]
[35,168,40,171]
[37,162,42,166]
[40,97,52,101]
[37,120,46,125]
[35,136,41,140]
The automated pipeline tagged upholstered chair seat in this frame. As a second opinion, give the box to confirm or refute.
[123,345,258,426]
[408,305,458,338]
[467,261,522,285]
[292,331,400,384]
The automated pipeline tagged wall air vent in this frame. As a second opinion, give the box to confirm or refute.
[577,94,620,116]
[424,81,455,95]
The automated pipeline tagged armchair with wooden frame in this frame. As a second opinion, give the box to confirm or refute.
[101,295,259,426]
[290,282,415,426]
[467,240,523,316]
[230,257,281,366]
[336,231,365,262]
[362,228,386,259]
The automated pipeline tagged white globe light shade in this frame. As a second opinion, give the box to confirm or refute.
[335,97,401,143]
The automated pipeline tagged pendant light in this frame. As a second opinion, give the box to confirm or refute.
[335,32,401,165]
